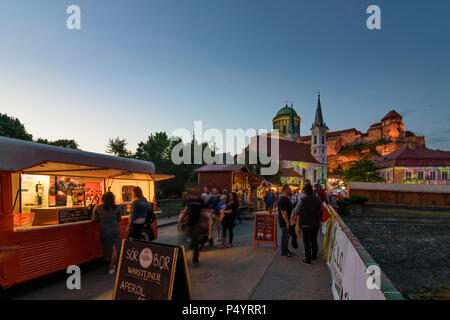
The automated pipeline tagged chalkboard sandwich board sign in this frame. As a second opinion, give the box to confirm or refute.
[253,213,277,249]
[113,240,192,300]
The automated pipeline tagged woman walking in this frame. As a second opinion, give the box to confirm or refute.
[128,186,151,240]
[220,192,239,248]
[92,192,122,275]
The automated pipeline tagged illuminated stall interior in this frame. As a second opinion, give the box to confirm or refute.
[0,137,172,230]
[12,162,172,229]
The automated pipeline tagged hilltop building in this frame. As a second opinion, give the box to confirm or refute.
[299,109,426,171]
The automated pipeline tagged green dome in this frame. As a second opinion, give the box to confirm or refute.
[275,106,298,117]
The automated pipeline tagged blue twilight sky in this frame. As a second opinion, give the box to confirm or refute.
[0,0,449,154]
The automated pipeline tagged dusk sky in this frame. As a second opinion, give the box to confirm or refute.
[1,0,449,154]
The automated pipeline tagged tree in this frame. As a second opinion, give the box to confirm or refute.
[133,133,215,198]
[105,132,217,198]
[35,138,79,149]
[0,113,33,141]
[341,159,384,183]
[405,130,416,137]
[106,137,133,158]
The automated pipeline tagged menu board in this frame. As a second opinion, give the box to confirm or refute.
[253,213,277,249]
[58,207,91,224]
[113,240,192,300]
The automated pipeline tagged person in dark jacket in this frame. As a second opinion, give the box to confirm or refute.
[92,192,122,274]
[297,184,322,265]
[220,192,239,248]
[278,185,294,258]
[178,193,206,267]
[128,186,149,240]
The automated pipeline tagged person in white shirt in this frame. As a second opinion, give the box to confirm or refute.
[200,185,212,206]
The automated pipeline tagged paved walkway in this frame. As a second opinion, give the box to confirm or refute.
[6,215,332,300]
[104,219,332,300]
[157,215,179,227]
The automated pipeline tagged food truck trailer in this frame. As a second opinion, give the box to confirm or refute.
[0,137,172,289]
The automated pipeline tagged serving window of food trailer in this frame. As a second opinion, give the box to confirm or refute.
[0,137,173,289]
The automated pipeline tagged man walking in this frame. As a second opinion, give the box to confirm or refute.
[296,184,322,265]
[177,193,205,267]
[278,185,294,258]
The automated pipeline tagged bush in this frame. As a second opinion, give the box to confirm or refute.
[348,195,368,205]
[337,198,352,216]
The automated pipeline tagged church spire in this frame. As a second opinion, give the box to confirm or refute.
[314,91,324,127]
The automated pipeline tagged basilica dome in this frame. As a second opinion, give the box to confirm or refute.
[275,106,298,117]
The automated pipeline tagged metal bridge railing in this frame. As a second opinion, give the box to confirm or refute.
[155,199,185,218]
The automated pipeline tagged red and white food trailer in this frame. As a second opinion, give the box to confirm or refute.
[0,137,172,289]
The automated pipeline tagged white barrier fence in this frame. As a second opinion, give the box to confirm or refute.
[322,204,402,300]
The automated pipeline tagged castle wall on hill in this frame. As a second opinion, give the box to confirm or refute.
[300,112,425,172]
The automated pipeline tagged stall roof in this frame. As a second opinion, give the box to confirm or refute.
[279,167,302,178]
[0,137,173,181]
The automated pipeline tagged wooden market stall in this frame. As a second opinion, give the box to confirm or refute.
[0,137,172,289]
[196,164,261,209]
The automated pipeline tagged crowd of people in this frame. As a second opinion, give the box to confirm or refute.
[90,180,332,274]
[275,180,330,264]
[177,185,240,267]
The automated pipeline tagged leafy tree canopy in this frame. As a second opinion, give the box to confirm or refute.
[341,159,383,183]
[107,133,216,198]
[0,113,33,141]
[106,137,133,158]
[35,138,79,149]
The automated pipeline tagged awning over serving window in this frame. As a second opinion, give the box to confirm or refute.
[0,137,174,181]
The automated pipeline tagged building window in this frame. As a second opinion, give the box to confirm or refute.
[442,171,449,181]
[429,170,437,180]
[386,171,390,181]
[322,136,325,144]
[314,169,317,182]
[405,171,412,181]
[302,168,306,178]
[381,171,385,179]
[314,135,317,145]
[417,170,424,180]
[282,125,286,134]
